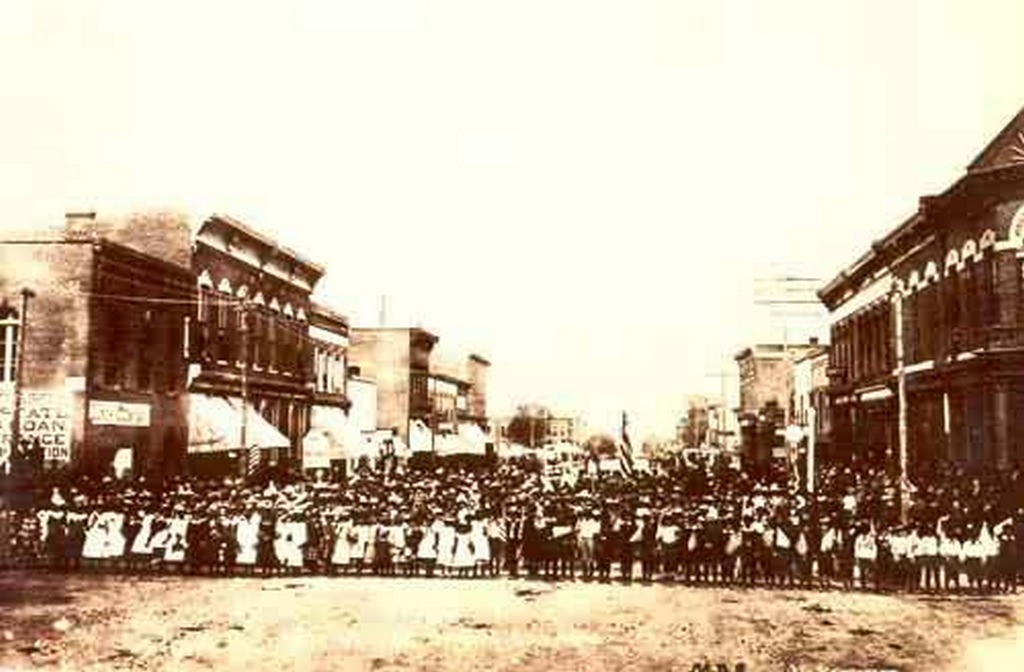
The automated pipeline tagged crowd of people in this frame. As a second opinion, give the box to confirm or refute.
[1,456,1021,594]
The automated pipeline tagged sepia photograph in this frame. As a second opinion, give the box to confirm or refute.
[1,1,1023,670]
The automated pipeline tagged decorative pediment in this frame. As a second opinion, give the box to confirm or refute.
[236,285,249,299]
[283,303,295,318]
[979,228,996,251]
[269,297,281,312]
[962,239,978,261]
[251,291,265,306]
[296,308,307,322]
[944,249,959,270]
[197,269,214,288]
[968,107,1024,172]
[217,277,233,294]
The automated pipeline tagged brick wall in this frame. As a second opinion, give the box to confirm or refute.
[349,330,412,442]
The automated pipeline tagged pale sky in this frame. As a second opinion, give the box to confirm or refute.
[2,1,1023,439]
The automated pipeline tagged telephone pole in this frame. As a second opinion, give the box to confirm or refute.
[238,299,251,479]
[10,288,35,471]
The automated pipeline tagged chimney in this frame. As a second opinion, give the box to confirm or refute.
[809,336,819,346]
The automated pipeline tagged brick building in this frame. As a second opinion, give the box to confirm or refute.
[791,346,831,463]
[349,328,491,457]
[735,341,823,469]
[301,303,354,475]
[187,214,325,477]
[820,104,1024,475]
[349,327,439,452]
[0,212,194,478]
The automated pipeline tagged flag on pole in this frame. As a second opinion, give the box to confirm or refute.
[618,411,635,478]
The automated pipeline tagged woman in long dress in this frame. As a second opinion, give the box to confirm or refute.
[436,519,456,577]
[81,509,106,570]
[416,518,439,577]
[331,515,354,574]
[471,515,491,578]
[452,521,475,578]
[236,510,261,574]
[854,523,878,591]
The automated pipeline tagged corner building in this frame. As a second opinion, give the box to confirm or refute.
[820,105,1024,475]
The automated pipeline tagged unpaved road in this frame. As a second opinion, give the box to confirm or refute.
[1,572,1021,671]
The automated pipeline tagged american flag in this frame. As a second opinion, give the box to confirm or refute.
[618,411,635,478]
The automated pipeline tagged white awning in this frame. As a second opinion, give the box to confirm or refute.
[305,406,360,462]
[436,430,483,457]
[188,394,290,454]
[457,423,489,454]
[409,418,433,453]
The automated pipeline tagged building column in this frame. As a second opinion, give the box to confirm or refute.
[994,382,1009,470]
[942,390,951,461]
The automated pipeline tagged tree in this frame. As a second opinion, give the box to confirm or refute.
[583,433,617,458]
[504,404,551,447]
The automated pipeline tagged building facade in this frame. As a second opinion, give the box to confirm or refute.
[735,341,823,468]
[301,303,352,474]
[349,328,491,457]
[349,327,439,451]
[187,214,325,477]
[791,346,831,461]
[820,105,1024,475]
[0,212,194,478]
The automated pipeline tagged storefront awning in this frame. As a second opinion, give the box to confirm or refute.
[304,406,361,463]
[457,423,489,454]
[436,430,483,457]
[188,394,291,454]
[409,418,433,453]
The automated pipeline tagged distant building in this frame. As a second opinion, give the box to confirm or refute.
[735,339,824,470]
[546,415,582,444]
[791,345,831,463]
[348,328,491,458]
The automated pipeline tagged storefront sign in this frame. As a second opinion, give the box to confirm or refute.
[89,400,151,427]
[0,389,74,463]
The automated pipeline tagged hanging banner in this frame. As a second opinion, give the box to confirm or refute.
[0,389,74,464]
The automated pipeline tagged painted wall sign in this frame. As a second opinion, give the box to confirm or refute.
[88,400,151,427]
[0,389,74,463]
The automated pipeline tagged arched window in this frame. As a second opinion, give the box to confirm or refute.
[0,302,20,384]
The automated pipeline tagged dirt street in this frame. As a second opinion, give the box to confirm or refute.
[1,572,1021,671]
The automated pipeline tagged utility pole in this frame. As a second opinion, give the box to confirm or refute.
[893,288,909,523]
[238,299,251,479]
[10,288,35,474]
